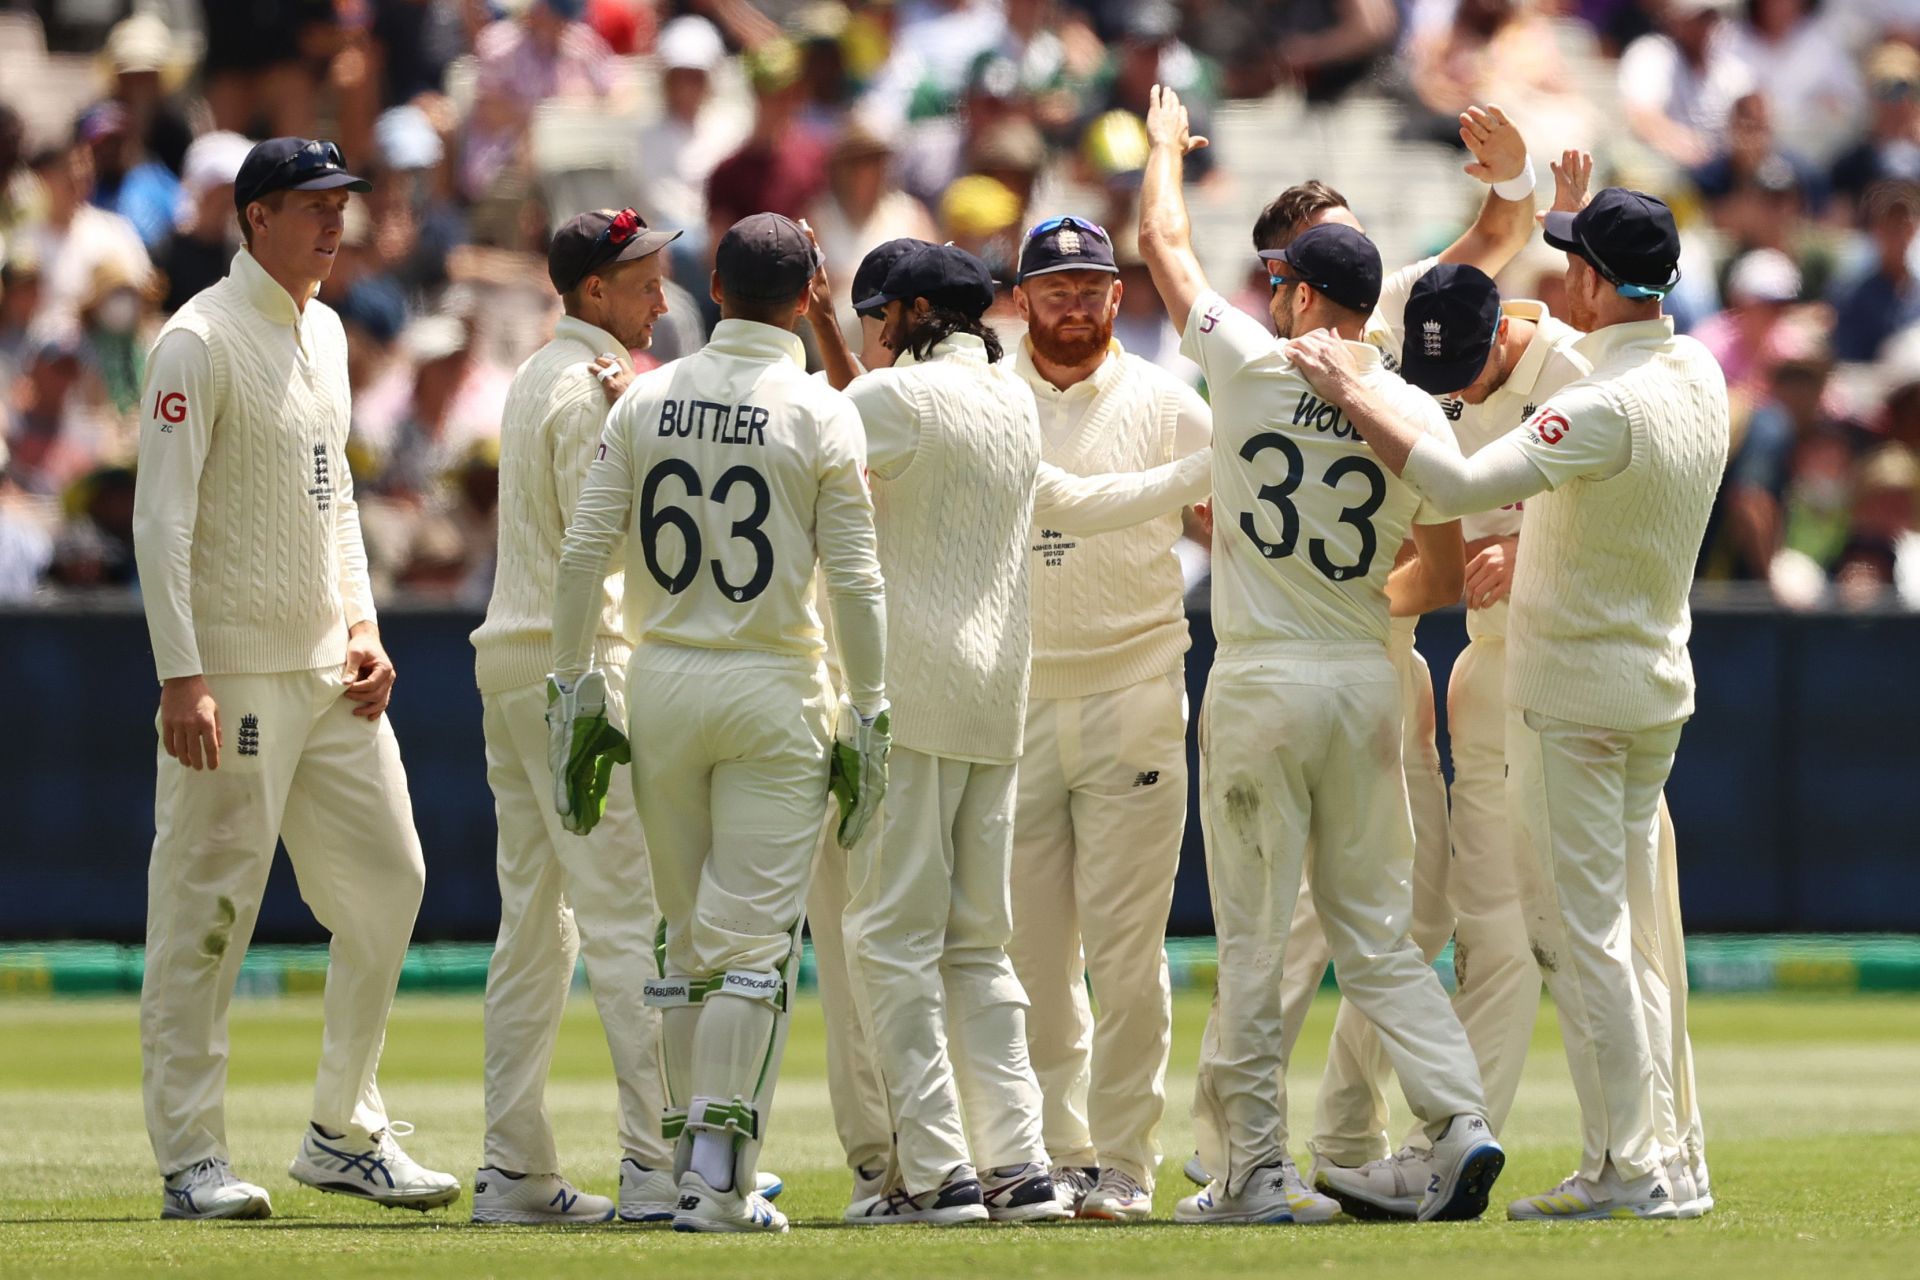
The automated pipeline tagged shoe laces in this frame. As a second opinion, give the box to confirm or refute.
[372,1120,416,1160]
[182,1157,232,1188]
[1097,1168,1145,1200]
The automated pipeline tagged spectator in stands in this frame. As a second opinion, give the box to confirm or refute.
[44,464,137,592]
[1693,91,1827,217]
[4,326,100,498]
[793,1,860,132]
[1086,1,1221,178]
[367,105,466,296]
[1830,180,1920,362]
[637,16,742,234]
[0,438,52,601]
[1833,444,1920,607]
[810,121,938,316]
[1693,247,1805,410]
[102,13,196,180]
[1618,0,1756,168]
[1271,0,1399,106]
[1708,324,1840,581]
[0,103,38,245]
[156,132,251,313]
[371,314,508,505]
[1728,0,1866,167]
[1829,42,1920,216]
[937,172,1024,283]
[20,140,150,331]
[992,0,1096,140]
[0,254,42,391]
[77,101,178,251]
[706,41,830,258]
[76,258,149,427]
[896,50,1028,210]
[864,0,1009,127]
[1406,0,1588,153]
[198,0,336,138]
[464,0,620,201]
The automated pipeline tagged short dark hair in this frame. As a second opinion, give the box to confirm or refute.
[902,304,1003,364]
[238,190,287,249]
[1252,180,1350,254]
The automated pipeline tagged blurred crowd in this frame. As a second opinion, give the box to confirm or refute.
[2,0,1919,610]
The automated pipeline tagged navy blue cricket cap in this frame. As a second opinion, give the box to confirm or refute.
[1543,188,1681,297]
[1400,263,1502,395]
[852,238,930,316]
[715,212,820,301]
[1258,223,1382,315]
[1017,215,1118,282]
[233,137,370,215]
[856,243,996,318]
[549,207,681,294]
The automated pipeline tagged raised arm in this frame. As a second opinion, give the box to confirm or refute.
[1137,84,1212,335]
[1436,105,1538,279]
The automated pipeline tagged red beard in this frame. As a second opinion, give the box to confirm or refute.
[1029,314,1113,366]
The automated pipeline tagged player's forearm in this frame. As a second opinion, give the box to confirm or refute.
[1403,435,1550,518]
[1032,450,1212,535]
[809,309,865,392]
[550,561,605,682]
[1444,182,1537,280]
[816,468,887,712]
[333,488,378,632]
[826,592,885,714]
[1137,140,1205,334]
[132,509,203,679]
[1388,527,1466,615]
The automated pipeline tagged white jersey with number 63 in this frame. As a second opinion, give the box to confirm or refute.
[1181,290,1454,648]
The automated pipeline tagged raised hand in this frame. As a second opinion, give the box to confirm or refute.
[1146,84,1209,156]
[1460,104,1526,186]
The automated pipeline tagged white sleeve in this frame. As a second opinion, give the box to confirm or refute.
[1032,448,1213,534]
[333,455,376,633]
[1506,388,1634,488]
[552,406,637,680]
[847,370,921,480]
[1172,381,1212,456]
[1404,433,1551,519]
[1180,290,1279,391]
[814,398,887,714]
[131,330,215,680]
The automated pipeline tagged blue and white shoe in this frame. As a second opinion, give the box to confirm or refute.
[1417,1114,1504,1222]
[161,1157,272,1220]
[288,1121,461,1210]
[982,1162,1071,1222]
[671,1170,788,1234]
[1174,1161,1342,1224]
[1053,1164,1098,1213]
[846,1168,990,1226]
[1312,1145,1426,1220]
[1182,1153,1210,1186]
[619,1158,782,1222]
[470,1167,613,1224]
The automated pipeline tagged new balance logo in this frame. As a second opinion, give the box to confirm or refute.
[678,1194,700,1211]
[237,715,260,757]
[550,1189,578,1212]
[1444,397,1465,420]
[1132,771,1161,787]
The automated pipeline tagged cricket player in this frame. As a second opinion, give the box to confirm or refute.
[1285,187,1728,1220]
[131,137,458,1219]
[841,243,1211,1225]
[470,207,687,1225]
[1139,86,1503,1226]
[550,212,889,1234]
[802,235,927,1216]
[1002,214,1212,1221]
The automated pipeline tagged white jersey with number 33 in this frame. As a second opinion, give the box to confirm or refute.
[1182,290,1453,648]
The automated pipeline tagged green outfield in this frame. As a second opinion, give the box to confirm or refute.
[3,990,1917,1279]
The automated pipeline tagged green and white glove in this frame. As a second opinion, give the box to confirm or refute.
[546,670,630,836]
[828,696,891,849]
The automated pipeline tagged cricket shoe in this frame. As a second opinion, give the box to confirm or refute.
[1183,1152,1209,1186]
[1312,1145,1428,1221]
[845,1162,888,1218]
[1667,1156,1712,1219]
[288,1121,460,1210]
[671,1171,787,1234]
[1417,1114,1505,1222]
[161,1157,272,1220]
[1174,1161,1342,1225]
[470,1168,613,1224]
[1052,1164,1098,1213]
[1079,1167,1152,1222]
[982,1162,1071,1221]
[846,1169,989,1226]
[618,1157,783,1222]
[1507,1165,1679,1221]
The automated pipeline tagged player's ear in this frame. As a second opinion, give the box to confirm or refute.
[1013,285,1030,322]
[1108,276,1124,312]
[709,271,724,307]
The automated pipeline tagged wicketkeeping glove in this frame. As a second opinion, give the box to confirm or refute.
[546,670,630,836]
[828,696,891,849]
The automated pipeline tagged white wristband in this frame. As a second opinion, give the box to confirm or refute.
[1491,156,1536,202]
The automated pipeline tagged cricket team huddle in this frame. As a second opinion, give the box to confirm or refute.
[130,82,1726,1234]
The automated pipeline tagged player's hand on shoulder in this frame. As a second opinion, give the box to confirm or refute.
[1146,84,1208,155]
[1465,534,1519,609]
[1460,104,1525,185]
[159,675,221,771]
[342,623,396,720]
[590,354,631,405]
[1286,328,1359,398]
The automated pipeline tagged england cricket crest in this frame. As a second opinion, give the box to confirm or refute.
[1422,319,1444,359]
[1057,227,1083,256]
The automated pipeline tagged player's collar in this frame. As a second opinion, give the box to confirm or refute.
[896,331,989,369]
[1574,315,1676,366]
[230,248,307,327]
[1499,300,1553,394]
[707,318,807,368]
[553,315,631,372]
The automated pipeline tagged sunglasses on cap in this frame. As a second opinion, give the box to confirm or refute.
[1025,214,1111,243]
[1574,224,1677,301]
[262,139,349,192]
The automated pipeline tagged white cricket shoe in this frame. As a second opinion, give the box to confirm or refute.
[1313,1145,1428,1221]
[1174,1161,1342,1225]
[1182,1153,1209,1186]
[1052,1164,1098,1212]
[160,1157,272,1220]
[846,1168,990,1226]
[1417,1114,1505,1222]
[1508,1164,1679,1221]
[981,1161,1071,1221]
[1079,1167,1152,1222]
[618,1158,782,1222]
[470,1168,613,1224]
[670,1170,787,1234]
[1666,1156,1713,1219]
[846,1162,888,1218]
[1689,1156,1715,1217]
[287,1122,460,1211]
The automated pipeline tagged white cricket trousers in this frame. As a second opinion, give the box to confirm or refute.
[479,675,669,1175]
[806,811,893,1178]
[1507,704,1685,1182]
[629,646,833,1184]
[142,666,425,1176]
[1192,647,1484,1195]
[1006,670,1186,1188]
[1190,634,1453,1169]
[847,746,1049,1195]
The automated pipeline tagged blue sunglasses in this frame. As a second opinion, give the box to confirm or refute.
[1025,215,1111,243]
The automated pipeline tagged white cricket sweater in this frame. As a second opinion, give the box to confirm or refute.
[132,249,375,680]
[471,316,632,694]
[1507,319,1729,731]
[850,333,1041,764]
[1015,339,1210,699]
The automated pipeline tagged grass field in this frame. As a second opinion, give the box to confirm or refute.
[3,989,1918,1278]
